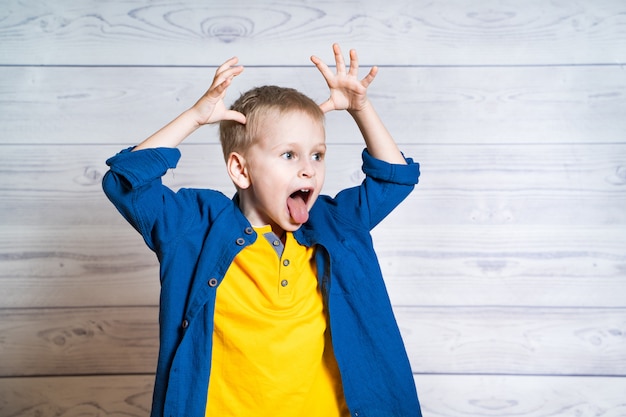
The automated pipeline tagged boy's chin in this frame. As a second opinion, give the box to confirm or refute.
[278,218,308,232]
[284,222,305,231]
[265,220,303,236]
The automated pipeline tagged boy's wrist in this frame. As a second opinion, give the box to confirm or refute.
[184,106,206,128]
[348,99,374,120]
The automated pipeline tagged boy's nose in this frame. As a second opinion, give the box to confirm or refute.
[299,160,315,178]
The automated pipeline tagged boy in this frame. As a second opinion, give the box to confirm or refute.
[103,44,421,417]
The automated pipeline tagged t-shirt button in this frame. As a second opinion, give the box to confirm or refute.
[244,227,254,235]
[283,259,290,266]
[236,237,246,246]
[281,280,289,287]
[208,278,218,287]
[181,319,189,329]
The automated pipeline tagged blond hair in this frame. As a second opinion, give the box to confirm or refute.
[219,85,324,160]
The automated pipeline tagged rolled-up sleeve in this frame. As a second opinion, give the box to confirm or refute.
[327,149,420,231]
[102,147,184,251]
[361,148,420,186]
[105,147,181,189]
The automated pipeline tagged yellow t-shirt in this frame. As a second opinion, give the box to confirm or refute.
[206,226,349,417]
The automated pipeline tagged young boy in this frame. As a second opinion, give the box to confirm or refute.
[103,44,422,417]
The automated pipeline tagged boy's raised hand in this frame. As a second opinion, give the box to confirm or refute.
[191,57,246,125]
[133,57,245,151]
[311,43,378,114]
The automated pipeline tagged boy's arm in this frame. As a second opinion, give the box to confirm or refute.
[311,44,406,165]
[134,57,246,151]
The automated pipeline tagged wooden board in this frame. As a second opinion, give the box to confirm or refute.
[1,65,625,144]
[1,143,624,308]
[0,144,626,307]
[1,306,624,377]
[1,1,625,414]
[0,375,154,417]
[1,143,625,224]
[2,223,625,308]
[396,306,626,376]
[1,0,625,66]
[377,225,626,308]
[0,307,158,377]
[1,374,625,417]
[416,374,626,417]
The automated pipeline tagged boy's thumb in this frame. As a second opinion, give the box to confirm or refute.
[226,110,246,125]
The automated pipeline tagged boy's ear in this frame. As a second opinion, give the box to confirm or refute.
[226,151,251,189]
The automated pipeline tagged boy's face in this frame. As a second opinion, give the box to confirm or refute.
[235,110,326,234]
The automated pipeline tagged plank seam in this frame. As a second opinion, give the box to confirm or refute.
[1,63,625,69]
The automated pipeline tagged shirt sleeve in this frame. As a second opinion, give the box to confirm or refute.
[361,148,420,186]
[105,146,181,189]
[329,149,420,230]
[102,147,190,251]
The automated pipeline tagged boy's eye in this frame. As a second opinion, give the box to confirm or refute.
[281,151,294,160]
[312,153,324,161]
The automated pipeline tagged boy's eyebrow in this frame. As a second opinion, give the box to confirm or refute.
[271,142,327,151]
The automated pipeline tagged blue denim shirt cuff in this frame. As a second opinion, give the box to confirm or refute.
[361,148,420,186]
[105,147,182,189]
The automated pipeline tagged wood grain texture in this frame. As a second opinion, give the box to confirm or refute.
[2,65,625,144]
[2,223,624,309]
[396,306,626,376]
[1,306,624,377]
[0,144,624,308]
[0,375,154,417]
[0,0,624,66]
[0,307,158,377]
[3,143,623,226]
[415,374,626,417]
[0,226,160,308]
[377,225,626,308]
[1,0,625,412]
[1,374,625,417]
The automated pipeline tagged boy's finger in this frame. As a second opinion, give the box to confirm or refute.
[310,56,335,83]
[213,59,243,84]
[348,49,359,77]
[216,65,244,81]
[318,99,334,114]
[224,110,246,125]
[333,43,346,74]
[216,56,239,72]
[361,66,378,88]
[211,66,244,93]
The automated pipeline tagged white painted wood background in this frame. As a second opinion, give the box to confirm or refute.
[1,0,625,415]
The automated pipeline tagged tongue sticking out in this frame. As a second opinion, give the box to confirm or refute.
[287,192,309,224]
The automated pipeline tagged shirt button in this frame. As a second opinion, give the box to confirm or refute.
[236,237,245,246]
[283,259,290,266]
[182,319,189,329]
[244,227,253,235]
[273,240,280,246]
[281,280,288,287]
[208,278,218,287]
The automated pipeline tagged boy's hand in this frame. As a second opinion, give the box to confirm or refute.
[311,43,378,114]
[191,57,246,125]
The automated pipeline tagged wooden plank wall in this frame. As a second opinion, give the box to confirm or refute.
[1,0,625,415]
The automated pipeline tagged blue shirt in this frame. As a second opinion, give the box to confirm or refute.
[103,147,422,417]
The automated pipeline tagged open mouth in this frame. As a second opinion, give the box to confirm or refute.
[287,189,312,223]
[290,189,311,203]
